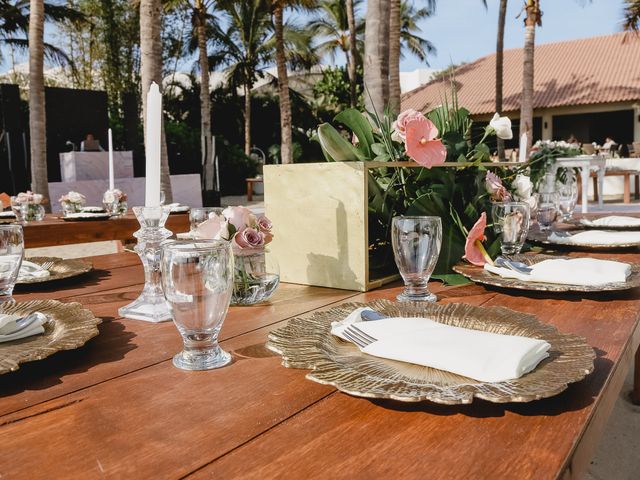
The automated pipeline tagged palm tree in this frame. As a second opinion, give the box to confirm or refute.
[140,0,173,202]
[269,0,317,164]
[345,0,358,106]
[28,0,48,203]
[496,0,508,159]
[389,0,436,113]
[519,0,541,157]
[363,0,390,114]
[623,0,640,31]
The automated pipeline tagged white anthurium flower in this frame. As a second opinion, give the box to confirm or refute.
[490,113,513,140]
[513,174,534,200]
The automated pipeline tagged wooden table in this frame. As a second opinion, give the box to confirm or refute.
[556,156,606,212]
[20,212,190,248]
[1,250,640,479]
[245,177,263,201]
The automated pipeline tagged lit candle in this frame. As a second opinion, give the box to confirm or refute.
[108,128,114,191]
[518,132,528,163]
[145,82,162,207]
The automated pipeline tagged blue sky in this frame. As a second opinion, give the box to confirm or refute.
[401,0,629,71]
[0,0,630,74]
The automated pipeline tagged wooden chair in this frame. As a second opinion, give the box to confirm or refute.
[582,144,596,155]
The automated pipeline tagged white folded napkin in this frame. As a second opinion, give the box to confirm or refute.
[580,216,640,228]
[548,230,640,246]
[331,308,550,383]
[484,258,630,286]
[17,260,50,281]
[0,312,48,343]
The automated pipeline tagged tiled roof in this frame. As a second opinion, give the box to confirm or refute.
[401,33,640,115]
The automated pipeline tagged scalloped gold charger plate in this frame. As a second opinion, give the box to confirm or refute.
[566,217,640,231]
[17,256,93,285]
[453,254,640,293]
[266,299,595,404]
[0,300,101,374]
[527,228,640,249]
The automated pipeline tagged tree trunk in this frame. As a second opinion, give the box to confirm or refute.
[196,0,214,190]
[274,5,293,164]
[388,0,401,114]
[244,82,252,157]
[496,0,507,160]
[140,0,173,202]
[364,0,391,114]
[346,0,358,107]
[28,0,50,208]
[519,0,539,158]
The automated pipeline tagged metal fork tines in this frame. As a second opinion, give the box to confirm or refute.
[342,324,378,348]
[39,261,55,271]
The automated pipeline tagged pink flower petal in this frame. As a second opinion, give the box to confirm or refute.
[463,212,489,266]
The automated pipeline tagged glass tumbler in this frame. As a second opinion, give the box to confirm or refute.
[10,196,23,223]
[189,207,224,236]
[556,181,578,222]
[0,225,24,301]
[391,216,442,303]
[161,240,234,370]
[537,193,558,231]
[491,202,530,256]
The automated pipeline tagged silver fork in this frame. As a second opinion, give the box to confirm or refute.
[494,257,533,274]
[39,261,55,271]
[342,324,378,348]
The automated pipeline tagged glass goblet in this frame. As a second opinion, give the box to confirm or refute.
[556,181,578,222]
[491,202,530,256]
[391,216,442,303]
[161,240,234,371]
[0,225,24,302]
[537,193,558,231]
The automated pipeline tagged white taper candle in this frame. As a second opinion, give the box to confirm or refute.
[145,82,162,207]
[108,128,114,191]
[519,132,528,163]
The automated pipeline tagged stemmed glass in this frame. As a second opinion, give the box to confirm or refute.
[0,225,24,302]
[491,202,530,255]
[537,193,558,231]
[391,216,442,303]
[556,181,578,222]
[161,240,234,370]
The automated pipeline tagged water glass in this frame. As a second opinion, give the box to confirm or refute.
[10,196,23,223]
[161,240,234,371]
[537,193,558,231]
[556,182,578,222]
[189,207,224,235]
[0,225,24,301]
[391,216,442,303]
[491,202,530,256]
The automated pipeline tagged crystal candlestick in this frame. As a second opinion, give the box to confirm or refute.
[119,206,173,322]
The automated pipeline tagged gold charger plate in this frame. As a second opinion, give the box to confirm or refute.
[527,228,640,249]
[266,299,595,405]
[567,218,640,231]
[17,256,93,285]
[0,300,101,374]
[453,254,640,293]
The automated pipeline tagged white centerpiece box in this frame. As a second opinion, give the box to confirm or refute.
[265,161,515,292]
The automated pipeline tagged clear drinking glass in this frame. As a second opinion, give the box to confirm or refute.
[556,181,578,222]
[161,240,234,370]
[537,193,558,231]
[391,216,442,303]
[189,207,224,235]
[10,196,23,223]
[0,225,24,301]
[491,202,530,256]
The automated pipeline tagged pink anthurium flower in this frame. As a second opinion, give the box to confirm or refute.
[405,117,447,168]
[463,212,494,266]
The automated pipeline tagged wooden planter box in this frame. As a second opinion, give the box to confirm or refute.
[264,161,515,292]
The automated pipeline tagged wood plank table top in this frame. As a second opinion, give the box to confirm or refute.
[19,213,191,248]
[1,249,639,479]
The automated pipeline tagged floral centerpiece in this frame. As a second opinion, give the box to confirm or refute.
[528,140,582,188]
[193,206,279,305]
[102,189,128,216]
[14,191,46,221]
[315,90,515,279]
[58,191,86,216]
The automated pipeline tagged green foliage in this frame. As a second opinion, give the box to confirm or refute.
[311,66,363,117]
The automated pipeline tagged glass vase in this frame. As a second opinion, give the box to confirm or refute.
[231,248,279,305]
[61,201,83,217]
[20,203,45,222]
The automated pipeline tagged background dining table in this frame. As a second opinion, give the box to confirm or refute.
[1,245,639,478]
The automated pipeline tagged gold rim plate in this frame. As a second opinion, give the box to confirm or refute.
[567,218,640,231]
[453,254,640,293]
[528,228,640,249]
[267,300,595,404]
[17,256,93,285]
[0,299,101,374]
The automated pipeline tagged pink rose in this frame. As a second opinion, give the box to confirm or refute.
[194,215,230,241]
[223,206,257,231]
[257,216,273,244]
[392,109,427,142]
[485,172,511,202]
[233,227,265,250]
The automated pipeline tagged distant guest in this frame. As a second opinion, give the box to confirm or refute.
[80,133,104,152]
[567,134,580,145]
[602,137,617,150]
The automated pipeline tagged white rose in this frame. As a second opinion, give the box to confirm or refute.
[489,113,513,140]
[32,194,43,204]
[513,174,533,200]
[103,191,116,204]
[68,191,85,204]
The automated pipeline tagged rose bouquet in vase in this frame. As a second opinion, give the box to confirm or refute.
[59,191,86,216]
[14,191,46,222]
[102,189,128,216]
[194,206,279,305]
